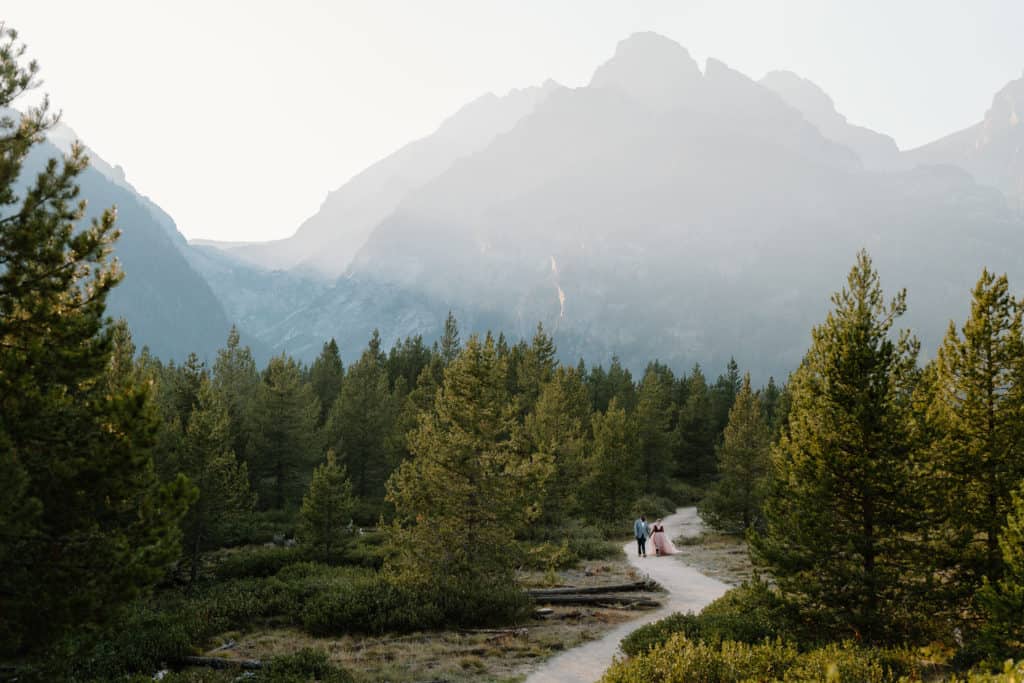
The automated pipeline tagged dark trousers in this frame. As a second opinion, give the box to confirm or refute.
[636,536,647,556]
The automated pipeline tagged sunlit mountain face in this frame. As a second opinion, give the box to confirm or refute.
[59,33,1024,378]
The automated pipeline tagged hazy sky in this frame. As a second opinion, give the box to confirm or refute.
[4,1,1023,242]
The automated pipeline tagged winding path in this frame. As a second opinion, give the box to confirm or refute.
[525,507,730,683]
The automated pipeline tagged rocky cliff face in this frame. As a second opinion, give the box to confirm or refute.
[16,132,236,362]
[759,70,904,171]
[906,72,1024,215]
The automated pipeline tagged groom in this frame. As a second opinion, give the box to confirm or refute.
[633,515,650,557]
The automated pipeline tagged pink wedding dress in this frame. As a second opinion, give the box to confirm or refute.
[650,523,678,556]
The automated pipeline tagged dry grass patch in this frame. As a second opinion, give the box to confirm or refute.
[671,532,754,585]
[224,611,633,683]
[203,554,660,682]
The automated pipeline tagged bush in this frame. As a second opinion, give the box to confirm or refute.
[344,532,387,569]
[61,603,199,680]
[213,545,303,580]
[604,634,798,682]
[264,647,355,683]
[950,660,1024,682]
[565,521,624,560]
[621,612,701,656]
[630,494,678,520]
[606,635,924,683]
[783,642,904,682]
[522,541,578,571]
[694,579,797,645]
[621,580,797,656]
[233,508,299,545]
[666,480,705,505]
[300,570,530,635]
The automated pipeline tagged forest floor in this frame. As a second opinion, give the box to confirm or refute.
[672,528,755,586]
[208,508,747,682]
[216,556,652,682]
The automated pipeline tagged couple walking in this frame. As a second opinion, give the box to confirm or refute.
[633,515,677,557]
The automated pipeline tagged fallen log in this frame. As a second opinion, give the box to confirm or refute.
[457,627,529,635]
[531,593,661,608]
[179,656,263,670]
[527,580,657,597]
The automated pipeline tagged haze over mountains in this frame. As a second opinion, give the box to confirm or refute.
[40,32,1024,379]
[4,118,234,361]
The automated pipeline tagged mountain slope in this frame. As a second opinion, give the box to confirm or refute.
[311,33,1024,379]
[17,131,235,361]
[215,80,563,277]
[905,72,1024,214]
[759,70,904,171]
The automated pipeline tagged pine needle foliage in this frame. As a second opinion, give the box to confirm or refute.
[751,250,922,643]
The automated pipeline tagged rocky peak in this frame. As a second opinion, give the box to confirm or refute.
[760,70,844,126]
[981,71,1024,140]
[588,32,702,109]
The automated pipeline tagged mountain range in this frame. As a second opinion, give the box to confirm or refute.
[42,32,1024,379]
[12,121,237,361]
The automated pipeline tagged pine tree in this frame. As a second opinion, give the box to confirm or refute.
[324,345,398,519]
[249,354,323,509]
[761,376,781,428]
[385,335,545,614]
[515,323,558,417]
[309,338,344,426]
[0,28,191,652]
[171,353,207,420]
[675,365,715,481]
[978,482,1024,658]
[635,363,676,494]
[298,450,356,560]
[928,270,1024,587]
[440,310,461,365]
[583,399,642,524]
[385,334,432,392]
[174,379,255,584]
[526,366,591,527]
[710,357,742,433]
[588,356,636,413]
[212,325,260,460]
[750,251,921,643]
[700,373,771,533]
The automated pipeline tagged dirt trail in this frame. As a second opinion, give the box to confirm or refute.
[524,507,730,683]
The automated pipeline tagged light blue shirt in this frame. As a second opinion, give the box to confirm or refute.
[634,518,649,539]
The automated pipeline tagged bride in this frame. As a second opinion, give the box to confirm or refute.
[649,519,678,556]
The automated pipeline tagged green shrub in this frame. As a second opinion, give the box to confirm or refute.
[522,541,578,571]
[301,570,531,636]
[264,647,355,683]
[666,480,705,505]
[603,634,798,682]
[301,572,436,635]
[621,612,701,656]
[630,494,678,520]
[565,522,623,560]
[344,533,387,569]
[232,508,300,545]
[61,603,198,680]
[695,579,797,645]
[213,545,303,580]
[621,580,797,657]
[606,636,925,683]
[783,642,899,682]
[948,660,1024,682]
